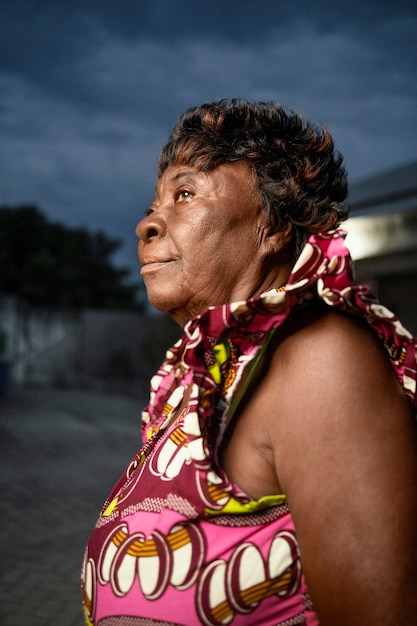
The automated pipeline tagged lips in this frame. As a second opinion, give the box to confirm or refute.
[140,259,175,276]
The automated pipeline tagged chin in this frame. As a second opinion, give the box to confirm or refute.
[147,297,171,313]
[145,286,196,327]
[146,290,180,314]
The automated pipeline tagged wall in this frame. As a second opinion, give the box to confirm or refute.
[0,297,179,391]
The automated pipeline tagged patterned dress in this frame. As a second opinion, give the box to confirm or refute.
[82,230,417,626]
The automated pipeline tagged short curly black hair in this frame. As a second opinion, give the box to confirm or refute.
[158,99,349,258]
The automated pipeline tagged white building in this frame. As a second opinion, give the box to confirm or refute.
[345,161,417,334]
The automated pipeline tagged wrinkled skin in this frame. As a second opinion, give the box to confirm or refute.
[136,161,417,625]
[136,162,292,327]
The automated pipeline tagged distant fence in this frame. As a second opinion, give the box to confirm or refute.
[0,296,180,392]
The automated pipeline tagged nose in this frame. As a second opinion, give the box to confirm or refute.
[136,211,166,243]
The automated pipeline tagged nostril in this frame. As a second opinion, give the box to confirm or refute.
[147,227,158,239]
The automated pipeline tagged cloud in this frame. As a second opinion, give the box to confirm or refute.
[0,0,416,278]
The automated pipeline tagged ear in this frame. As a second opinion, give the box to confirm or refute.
[262,221,293,255]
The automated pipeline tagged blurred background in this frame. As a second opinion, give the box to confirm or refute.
[0,1,416,624]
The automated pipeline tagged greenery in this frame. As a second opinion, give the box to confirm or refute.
[0,205,139,308]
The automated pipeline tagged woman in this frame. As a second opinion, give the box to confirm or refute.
[82,100,417,625]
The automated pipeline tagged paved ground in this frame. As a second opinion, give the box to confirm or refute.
[0,384,147,626]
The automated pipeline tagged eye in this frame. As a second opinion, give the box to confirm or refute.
[175,189,193,202]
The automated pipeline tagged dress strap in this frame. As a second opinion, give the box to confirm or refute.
[225,328,277,431]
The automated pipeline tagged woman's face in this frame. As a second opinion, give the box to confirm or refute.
[136,161,290,326]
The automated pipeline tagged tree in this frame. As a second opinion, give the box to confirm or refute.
[0,205,140,308]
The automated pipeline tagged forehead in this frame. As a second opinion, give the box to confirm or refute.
[156,161,257,194]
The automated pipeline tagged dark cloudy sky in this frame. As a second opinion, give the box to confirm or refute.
[1,0,416,277]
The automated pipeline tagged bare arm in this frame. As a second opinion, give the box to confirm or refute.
[264,309,417,625]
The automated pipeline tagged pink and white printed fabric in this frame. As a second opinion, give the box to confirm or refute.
[82,230,417,626]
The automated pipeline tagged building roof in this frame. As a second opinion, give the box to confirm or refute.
[348,160,417,216]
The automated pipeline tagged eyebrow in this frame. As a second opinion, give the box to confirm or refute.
[154,170,197,194]
[171,170,197,183]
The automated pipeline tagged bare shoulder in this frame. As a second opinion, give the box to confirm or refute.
[264,303,417,624]
[267,302,417,486]
[269,302,412,424]
[272,301,395,383]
